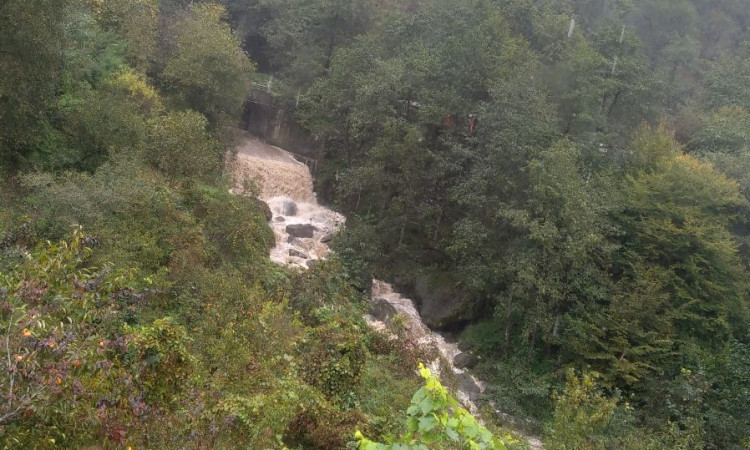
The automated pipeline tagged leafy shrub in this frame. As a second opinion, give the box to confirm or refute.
[703,341,750,449]
[131,317,193,405]
[477,357,553,429]
[20,155,184,274]
[461,317,507,356]
[544,369,618,450]
[355,364,515,449]
[0,228,145,447]
[301,320,367,402]
[290,257,367,325]
[186,184,274,268]
[354,355,421,440]
[286,404,367,449]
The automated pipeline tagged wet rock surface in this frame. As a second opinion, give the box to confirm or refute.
[370,297,399,323]
[281,200,297,216]
[458,373,482,401]
[251,198,273,221]
[288,249,309,259]
[285,223,318,238]
[454,352,479,369]
[414,274,477,330]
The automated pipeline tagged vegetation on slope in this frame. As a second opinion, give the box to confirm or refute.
[217,0,750,448]
[3,0,750,448]
[0,1,459,447]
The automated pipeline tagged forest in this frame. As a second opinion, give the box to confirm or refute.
[1,0,750,448]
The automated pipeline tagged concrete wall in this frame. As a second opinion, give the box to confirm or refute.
[243,88,318,158]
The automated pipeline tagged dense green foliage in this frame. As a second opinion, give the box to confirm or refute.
[0,1,437,447]
[3,0,750,448]
[356,364,516,449]
[221,0,750,448]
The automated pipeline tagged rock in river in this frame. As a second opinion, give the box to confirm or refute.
[281,200,297,216]
[286,223,317,238]
[458,373,482,401]
[289,249,309,259]
[453,352,479,369]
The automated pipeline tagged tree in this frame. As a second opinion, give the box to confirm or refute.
[147,110,221,180]
[701,55,750,112]
[0,0,72,165]
[478,140,613,354]
[162,3,254,126]
[630,0,699,65]
[57,70,161,171]
[86,0,158,72]
[688,106,750,156]
[543,21,669,137]
[615,126,749,351]
[257,0,378,88]
[301,0,546,279]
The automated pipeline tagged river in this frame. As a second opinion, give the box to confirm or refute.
[230,135,542,449]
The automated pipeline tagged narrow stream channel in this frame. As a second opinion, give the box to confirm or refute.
[230,135,543,449]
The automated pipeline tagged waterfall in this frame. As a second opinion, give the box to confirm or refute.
[231,136,344,266]
[230,135,543,449]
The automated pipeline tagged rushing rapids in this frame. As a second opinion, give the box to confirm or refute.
[230,135,542,449]
[231,136,344,267]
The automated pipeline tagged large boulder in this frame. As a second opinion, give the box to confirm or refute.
[453,352,479,369]
[369,297,398,323]
[250,198,273,221]
[413,273,477,330]
[286,223,318,238]
[281,200,297,216]
[457,373,482,401]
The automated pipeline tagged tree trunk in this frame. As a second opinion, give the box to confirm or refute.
[504,294,513,351]
[607,90,622,118]
[398,220,406,247]
[433,207,443,241]
[552,315,560,339]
